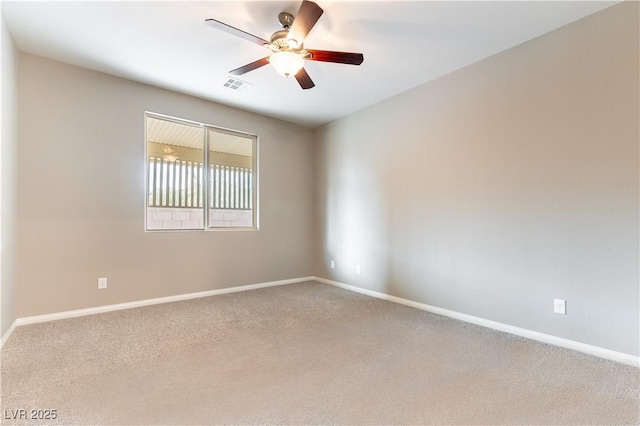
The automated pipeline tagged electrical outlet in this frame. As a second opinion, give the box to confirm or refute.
[554,298,566,315]
[330,260,335,269]
[356,265,361,274]
[98,277,108,290]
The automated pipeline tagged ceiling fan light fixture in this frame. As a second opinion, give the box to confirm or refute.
[269,51,304,78]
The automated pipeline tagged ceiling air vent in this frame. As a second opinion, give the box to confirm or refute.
[223,77,252,92]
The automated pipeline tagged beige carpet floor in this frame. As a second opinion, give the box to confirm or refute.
[1,281,638,425]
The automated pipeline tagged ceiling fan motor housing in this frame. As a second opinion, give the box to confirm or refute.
[270,30,290,46]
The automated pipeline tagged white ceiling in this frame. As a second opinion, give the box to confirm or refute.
[2,1,617,128]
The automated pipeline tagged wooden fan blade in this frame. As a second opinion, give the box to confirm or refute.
[295,68,315,90]
[230,57,270,75]
[288,1,323,46]
[205,18,270,46]
[307,50,364,65]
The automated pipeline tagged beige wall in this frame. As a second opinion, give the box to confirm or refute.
[17,53,314,317]
[314,3,639,356]
[1,16,18,337]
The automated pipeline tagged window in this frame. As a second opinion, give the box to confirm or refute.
[145,113,257,231]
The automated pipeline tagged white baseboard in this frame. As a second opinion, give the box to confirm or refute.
[0,276,314,349]
[313,276,640,368]
[4,275,638,368]
[0,320,18,350]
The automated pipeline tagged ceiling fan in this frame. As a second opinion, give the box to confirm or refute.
[205,0,364,90]
[162,146,179,163]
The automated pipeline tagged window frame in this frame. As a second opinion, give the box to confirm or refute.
[144,111,259,232]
